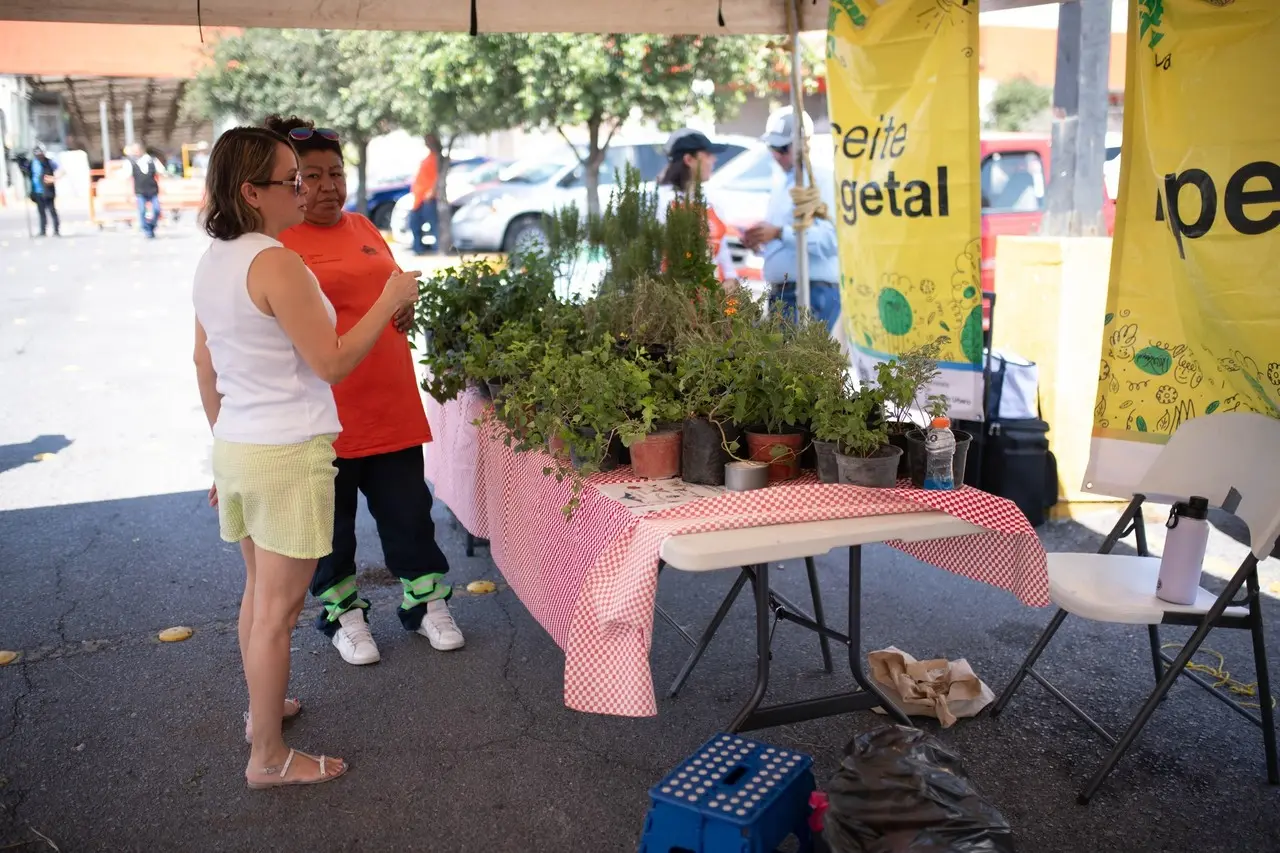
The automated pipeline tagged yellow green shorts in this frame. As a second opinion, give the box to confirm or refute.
[213,434,338,560]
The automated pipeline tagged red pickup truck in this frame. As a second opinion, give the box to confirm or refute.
[979,132,1118,295]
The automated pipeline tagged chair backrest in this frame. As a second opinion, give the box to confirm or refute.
[1138,412,1280,559]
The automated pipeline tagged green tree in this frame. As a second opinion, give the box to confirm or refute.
[184,29,398,214]
[348,32,530,253]
[514,34,783,218]
[986,76,1053,132]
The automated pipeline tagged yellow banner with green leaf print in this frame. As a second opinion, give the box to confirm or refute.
[825,0,983,421]
[1084,0,1280,498]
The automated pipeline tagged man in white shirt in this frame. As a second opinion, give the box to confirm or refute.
[742,107,842,332]
[126,143,162,239]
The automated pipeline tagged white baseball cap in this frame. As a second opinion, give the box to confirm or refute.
[761,106,815,149]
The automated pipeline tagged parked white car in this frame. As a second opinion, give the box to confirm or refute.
[424,134,755,254]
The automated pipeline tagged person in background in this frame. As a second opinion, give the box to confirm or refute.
[742,107,841,332]
[656,128,738,283]
[263,114,464,666]
[407,138,440,256]
[127,142,163,238]
[193,125,421,787]
[29,147,59,238]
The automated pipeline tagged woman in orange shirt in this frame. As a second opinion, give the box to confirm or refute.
[263,115,464,665]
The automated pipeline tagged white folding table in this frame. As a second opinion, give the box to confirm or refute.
[659,511,984,732]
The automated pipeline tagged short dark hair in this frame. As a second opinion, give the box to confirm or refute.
[201,126,293,241]
[263,114,344,161]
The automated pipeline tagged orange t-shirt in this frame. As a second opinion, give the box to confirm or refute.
[280,214,432,459]
[411,153,438,207]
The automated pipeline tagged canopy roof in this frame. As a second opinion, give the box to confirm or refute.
[0,0,1055,34]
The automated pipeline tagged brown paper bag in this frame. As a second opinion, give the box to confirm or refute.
[868,646,995,728]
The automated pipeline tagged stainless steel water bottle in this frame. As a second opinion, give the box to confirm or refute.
[1155,496,1211,606]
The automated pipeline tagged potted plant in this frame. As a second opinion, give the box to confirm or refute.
[618,370,685,480]
[874,338,950,477]
[829,387,900,488]
[729,313,847,482]
[811,376,861,484]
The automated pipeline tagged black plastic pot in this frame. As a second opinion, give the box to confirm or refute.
[813,439,841,484]
[798,421,817,470]
[570,427,622,473]
[486,380,506,401]
[888,431,911,479]
[682,417,740,486]
[906,429,972,490]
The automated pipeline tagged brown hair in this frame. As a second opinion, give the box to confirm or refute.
[201,126,293,241]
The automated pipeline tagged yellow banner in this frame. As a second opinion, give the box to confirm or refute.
[1085,0,1280,496]
[825,0,982,420]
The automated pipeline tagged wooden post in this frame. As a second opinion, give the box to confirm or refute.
[1041,0,1113,237]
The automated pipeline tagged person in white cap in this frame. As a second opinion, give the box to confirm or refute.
[657,128,739,283]
[743,107,841,331]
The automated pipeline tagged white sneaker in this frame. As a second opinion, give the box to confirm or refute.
[417,599,465,651]
[332,609,381,665]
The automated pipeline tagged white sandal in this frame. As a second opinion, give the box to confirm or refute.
[246,748,347,789]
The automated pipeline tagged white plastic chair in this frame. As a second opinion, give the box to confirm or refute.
[991,412,1280,803]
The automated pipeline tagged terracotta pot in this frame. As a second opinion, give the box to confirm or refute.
[630,430,682,480]
[548,435,570,462]
[746,430,805,482]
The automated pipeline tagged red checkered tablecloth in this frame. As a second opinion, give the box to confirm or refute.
[426,390,1049,717]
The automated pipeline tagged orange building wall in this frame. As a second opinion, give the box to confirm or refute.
[0,22,236,78]
[979,26,1127,92]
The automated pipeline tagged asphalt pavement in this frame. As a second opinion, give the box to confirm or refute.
[1,208,1278,852]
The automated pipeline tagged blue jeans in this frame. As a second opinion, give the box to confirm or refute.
[771,281,842,334]
[407,199,438,254]
[136,193,161,237]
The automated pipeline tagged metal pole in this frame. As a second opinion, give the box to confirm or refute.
[98,99,110,168]
[124,100,134,149]
[786,0,810,315]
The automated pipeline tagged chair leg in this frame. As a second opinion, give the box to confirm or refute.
[804,556,834,673]
[1078,555,1260,804]
[1246,570,1279,784]
[991,608,1069,717]
[1147,624,1164,685]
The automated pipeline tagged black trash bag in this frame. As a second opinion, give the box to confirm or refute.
[823,725,1015,853]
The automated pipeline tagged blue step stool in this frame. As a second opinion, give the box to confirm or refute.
[638,733,816,853]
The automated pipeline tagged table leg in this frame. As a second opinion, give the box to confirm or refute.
[846,545,911,726]
[729,564,773,731]
[728,546,909,732]
[668,569,751,698]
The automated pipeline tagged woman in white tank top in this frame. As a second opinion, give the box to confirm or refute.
[192,126,420,789]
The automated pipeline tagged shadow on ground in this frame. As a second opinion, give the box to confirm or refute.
[1,496,1278,852]
[0,435,73,475]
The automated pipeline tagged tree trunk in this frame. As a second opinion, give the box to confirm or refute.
[430,134,452,254]
[584,117,603,220]
[354,136,369,219]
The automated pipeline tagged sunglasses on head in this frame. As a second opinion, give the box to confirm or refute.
[288,127,340,142]
[252,173,305,195]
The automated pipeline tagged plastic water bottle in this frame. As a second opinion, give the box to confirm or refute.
[922,417,956,491]
[1156,496,1211,606]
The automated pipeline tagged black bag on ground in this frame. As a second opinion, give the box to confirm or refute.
[823,726,1015,853]
[981,419,1056,528]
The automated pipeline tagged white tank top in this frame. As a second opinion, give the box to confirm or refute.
[193,232,342,445]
